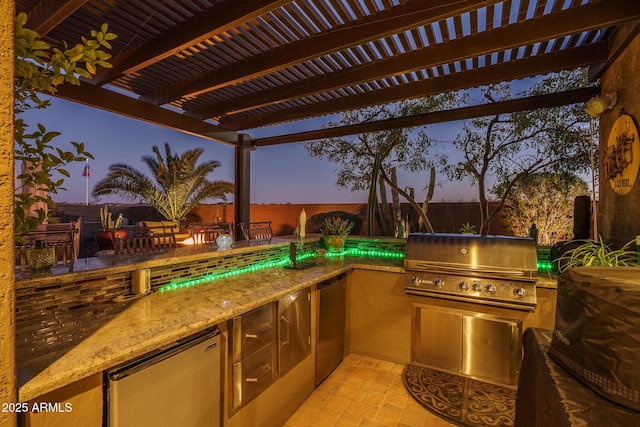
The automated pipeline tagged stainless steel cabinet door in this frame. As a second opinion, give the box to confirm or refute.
[278,287,311,376]
[414,305,522,386]
[462,314,522,385]
[415,307,463,373]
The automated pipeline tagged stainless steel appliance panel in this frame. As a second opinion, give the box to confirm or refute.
[232,303,274,363]
[404,233,538,310]
[231,343,276,411]
[278,287,311,377]
[107,328,221,427]
[414,306,522,386]
[405,233,538,277]
[316,274,346,385]
[415,308,462,373]
[462,314,522,385]
[406,270,537,310]
[230,303,277,412]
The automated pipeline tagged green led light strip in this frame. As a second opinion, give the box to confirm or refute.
[158,247,404,292]
[537,260,553,272]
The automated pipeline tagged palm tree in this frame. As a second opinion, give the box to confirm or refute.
[92,143,233,221]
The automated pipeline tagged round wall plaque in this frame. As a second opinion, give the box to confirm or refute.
[604,114,640,195]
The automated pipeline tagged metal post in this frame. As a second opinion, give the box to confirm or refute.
[234,134,252,239]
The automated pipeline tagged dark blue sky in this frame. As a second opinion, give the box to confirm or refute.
[19,96,477,206]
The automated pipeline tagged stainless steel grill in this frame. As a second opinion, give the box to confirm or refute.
[404,233,538,311]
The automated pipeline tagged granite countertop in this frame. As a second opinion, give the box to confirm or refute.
[17,255,403,401]
[14,237,284,287]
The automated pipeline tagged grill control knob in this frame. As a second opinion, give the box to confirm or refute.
[472,281,482,292]
[485,284,497,294]
[434,278,444,288]
[514,287,527,298]
[458,281,469,291]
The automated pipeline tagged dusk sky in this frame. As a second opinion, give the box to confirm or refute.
[18,95,479,206]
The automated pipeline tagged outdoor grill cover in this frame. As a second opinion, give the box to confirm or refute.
[515,328,640,427]
[549,266,640,412]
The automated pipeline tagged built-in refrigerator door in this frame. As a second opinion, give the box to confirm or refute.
[278,287,311,377]
[316,275,346,385]
[107,327,221,427]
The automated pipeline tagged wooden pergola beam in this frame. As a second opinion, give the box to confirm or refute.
[253,87,600,146]
[588,19,640,82]
[96,0,290,85]
[223,42,608,131]
[151,0,497,105]
[26,0,88,36]
[53,83,239,145]
[193,0,640,121]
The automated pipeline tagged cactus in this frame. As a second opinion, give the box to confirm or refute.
[100,205,122,229]
[366,154,380,237]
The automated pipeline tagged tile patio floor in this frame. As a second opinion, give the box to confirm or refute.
[284,353,455,427]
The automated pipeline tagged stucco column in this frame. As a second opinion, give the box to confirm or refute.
[599,33,640,245]
[0,2,17,427]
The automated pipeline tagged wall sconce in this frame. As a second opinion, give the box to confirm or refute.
[584,91,617,118]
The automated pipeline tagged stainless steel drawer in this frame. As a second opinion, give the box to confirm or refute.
[231,342,276,411]
[232,303,274,363]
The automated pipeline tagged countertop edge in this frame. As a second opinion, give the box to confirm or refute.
[17,260,401,401]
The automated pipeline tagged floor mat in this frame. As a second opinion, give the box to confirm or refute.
[403,363,516,427]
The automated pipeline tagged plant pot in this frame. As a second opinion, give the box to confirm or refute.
[26,246,55,271]
[323,235,347,253]
[96,229,127,250]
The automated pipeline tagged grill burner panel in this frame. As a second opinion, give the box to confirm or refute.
[404,233,538,311]
[406,270,536,310]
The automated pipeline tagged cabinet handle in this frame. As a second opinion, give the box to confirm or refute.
[244,323,272,340]
[246,364,272,383]
[280,316,290,345]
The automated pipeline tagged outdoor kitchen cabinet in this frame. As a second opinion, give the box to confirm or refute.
[229,287,311,413]
[230,303,277,412]
[415,305,522,386]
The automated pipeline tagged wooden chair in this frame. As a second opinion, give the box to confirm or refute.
[17,228,78,271]
[111,226,177,254]
[187,222,234,245]
[239,221,273,243]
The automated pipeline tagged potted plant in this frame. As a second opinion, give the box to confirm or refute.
[458,222,476,234]
[96,205,125,250]
[321,217,354,253]
[13,13,115,253]
[557,237,638,273]
[24,239,56,272]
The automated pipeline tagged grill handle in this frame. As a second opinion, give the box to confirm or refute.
[406,261,528,276]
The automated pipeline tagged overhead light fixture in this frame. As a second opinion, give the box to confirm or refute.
[584,91,618,118]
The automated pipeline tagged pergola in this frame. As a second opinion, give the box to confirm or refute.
[15,0,640,228]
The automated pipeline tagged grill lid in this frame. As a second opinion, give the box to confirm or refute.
[404,233,538,280]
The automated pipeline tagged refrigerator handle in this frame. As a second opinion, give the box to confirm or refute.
[280,315,290,345]
[108,328,219,381]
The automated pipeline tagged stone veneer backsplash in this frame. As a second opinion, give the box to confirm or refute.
[15,238,404,359]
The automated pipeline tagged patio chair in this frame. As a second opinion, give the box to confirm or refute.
[239,221,273,243]
[139,220,191,243]
[111,225,177,254]
[17,227,78,271]
[187,222,234,245]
